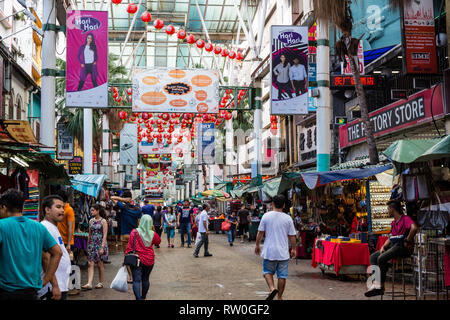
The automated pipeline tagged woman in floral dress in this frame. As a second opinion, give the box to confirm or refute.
[82,204,109,290]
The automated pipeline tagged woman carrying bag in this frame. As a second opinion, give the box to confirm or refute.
[125,215,161,300]
[164,207,176,248]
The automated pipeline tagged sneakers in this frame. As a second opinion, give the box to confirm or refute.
[187,245,192,248]
[171,244,174,248]
[67,288,80,296]
[204,253,213,257]
[193,254,199,258]
[364,288,384,297]
[229,243,233,246]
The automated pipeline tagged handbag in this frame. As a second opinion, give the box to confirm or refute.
[417,193,449,231]
[123,229,140,267]
[221,221,231,231]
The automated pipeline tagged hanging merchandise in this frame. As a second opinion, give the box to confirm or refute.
[403,174,431,202]
[417,193,449,231]
[22,170,39,221]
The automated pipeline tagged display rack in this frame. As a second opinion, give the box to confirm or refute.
[367,181,392,233]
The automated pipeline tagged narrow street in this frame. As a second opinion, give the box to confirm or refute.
[70,233,379,300]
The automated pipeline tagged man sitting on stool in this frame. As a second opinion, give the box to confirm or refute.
[365,200,418,297]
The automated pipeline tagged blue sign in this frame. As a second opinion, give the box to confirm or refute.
[308,63,316,83]
[197,123,215,165]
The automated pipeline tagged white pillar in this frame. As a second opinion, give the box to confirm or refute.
[40,0,56,153]
[209,165,214,190]
[316,19,331,172]
[102,114,109,167]
[83,108,93,174]
[191,180,196,197]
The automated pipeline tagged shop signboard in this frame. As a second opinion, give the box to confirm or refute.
[139,139,174,154]
[341,41,364,75]
[297,123,317,166]
[68,156,83,175]
[402,0,437,74]
[66,10,108,108]
[3,120,38,144]
[197,123,215,165]
[331,75,377,88]
[125,165,137,182]
[132,68,220,113]
[57,123,74,160]
[119,123,138,165]
[339,84,445,148]
[270,26,309,115]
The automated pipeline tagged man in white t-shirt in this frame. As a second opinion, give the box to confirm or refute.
[255,194,296,300]
[193,204,213,258]
[38,195,72,300]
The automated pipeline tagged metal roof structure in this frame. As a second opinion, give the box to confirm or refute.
[71,0,259,80]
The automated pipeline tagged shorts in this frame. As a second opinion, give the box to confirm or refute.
[262,259,289,279]
[238,224,249,235]
[166,227,175,238]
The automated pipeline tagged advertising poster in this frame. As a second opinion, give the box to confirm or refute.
[402,0,437,74]
[271,26,309,115]
[197,123,215,165]
[341,42,364,75]
[120,123,138,165]
[66,10,108,108]
[57,123,74,160]
[132,68,220,113]
[139,138,174,154]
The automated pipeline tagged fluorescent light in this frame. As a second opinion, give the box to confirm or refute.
[0,158,4,163]
[392,71,400,74]
[11,156,29,167]
[398,55,402,59]
[373,71,382,74]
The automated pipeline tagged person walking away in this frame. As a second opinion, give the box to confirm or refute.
[125,215,161,300]
[111,190,142,283]
[152,206,164,248]
[0,189,62,300]
[238,204,252,243]
[365,200,418,297]
[193,204,213,258]
[191,207,198,243]
[164,207,176,248]
[255,195,296,300]
[226,211,238,246]
[289,57,307,96]
[273,54,292,99]
[177,200,193,248]
[38,195,72,300]
[81,204,109,290]
[141,199,155,218]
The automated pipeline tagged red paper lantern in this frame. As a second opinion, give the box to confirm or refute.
[221,49,229,57]
[186,34,196,44]
[165,25,175,35]
[196,39,205,49]
[116,96,122,103]
[118,111,128,120]
[236,52,243,60]
[127,3,137,14]
[228,51,236,59]
[213,45,222,55]
[126,88,132,95]
[204,43,213,52]
[112,0,122,4]
[153,19,164,30]
[141,11,151,24]
[177,29,186,40]
[141,112,149,120]
[225,112,232,120]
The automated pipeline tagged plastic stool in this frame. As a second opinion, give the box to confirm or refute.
[381,256,417,300]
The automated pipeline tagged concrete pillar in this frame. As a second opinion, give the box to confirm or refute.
[83,108,93,173]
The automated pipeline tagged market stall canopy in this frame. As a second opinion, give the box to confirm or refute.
[300,164,393,190]
[382,138,442,163]
[70,174,106,198]
[262,176,294,198]
[413,136,450,162]
[201,189,230,198]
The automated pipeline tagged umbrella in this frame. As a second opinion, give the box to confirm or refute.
[201,190,230,198]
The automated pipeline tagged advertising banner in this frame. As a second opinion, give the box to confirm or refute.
[197,123,215,165]
[66,10,108,108]
[341,42,364,75]
[57,123,74,160]
[68,156,83,175]
[120,123,138,165]
[339,84,444,148]
[270,26,309,115]
[139,139,174,154]
[132,68,220,113]
[402,0,437,74]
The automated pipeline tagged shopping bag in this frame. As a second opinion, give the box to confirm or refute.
[195,232,202,246]
[110,266,129,292]
[221,221,231,231]
[417,193,449,231]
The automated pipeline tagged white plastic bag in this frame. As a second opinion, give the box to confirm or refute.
[195,232,202,246]
[110,266,129,292]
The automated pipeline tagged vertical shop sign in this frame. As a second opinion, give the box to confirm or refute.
[57,123,74,160]
[120,123,138,165]
[341,42,364,75]
[197,123,215,164]
[69,156,83,175]
[402,0,437,74]
[271,26,309,115]
[66,10,108,107]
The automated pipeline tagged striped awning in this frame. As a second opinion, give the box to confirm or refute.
[70,174,107,198]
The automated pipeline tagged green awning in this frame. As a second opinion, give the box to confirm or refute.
[262,176,293,198]
[383,138,444,163]
[415,136,450,162]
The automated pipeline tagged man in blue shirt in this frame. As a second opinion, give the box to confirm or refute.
[141,199,155,218]
[289,57,307,96]
[177,199,193,248]
[0,189,62,300]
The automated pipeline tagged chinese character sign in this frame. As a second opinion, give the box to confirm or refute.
[270,26,309,115]
[66,11,108,108]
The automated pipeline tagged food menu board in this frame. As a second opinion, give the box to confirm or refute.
[368,181,392,233]
[132,68,220,114]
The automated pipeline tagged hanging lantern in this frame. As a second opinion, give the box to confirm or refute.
[154,18,164,30]
[165,25,175,35]
[112,0,122,5]
[141,112,150,120]
[150,119,155,125]
[196,39,205,49]
[127,3,138,14]
[141,11,152,24]
[236,52,243,60]
[221,49,229,57]
[118,110,128,121]
[186,34,196,44]
[204,43,213,52]
[228,51,236,59]
[271,122,278,130]
[177,29,187,40]
[225,112,232,120]
[116,96,122,103]
[213,45,222,55]
[126,88,132,95]
[270,128,277,135]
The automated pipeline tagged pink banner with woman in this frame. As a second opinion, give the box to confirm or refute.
[66,10,108,108]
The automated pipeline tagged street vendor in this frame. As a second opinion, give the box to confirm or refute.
[318,204,338,236]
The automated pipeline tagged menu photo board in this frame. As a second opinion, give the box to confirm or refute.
[68,156,83,175]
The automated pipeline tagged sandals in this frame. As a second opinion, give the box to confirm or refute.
[95,283,104,289]
[81,284,92,290]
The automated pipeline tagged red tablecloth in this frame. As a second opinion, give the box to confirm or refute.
[376,236,389,251]
[311,239,370,275]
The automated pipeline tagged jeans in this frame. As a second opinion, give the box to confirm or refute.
[277,81,292,99]
[227,227,236,243]
[370,243,412,284]
[194,232,209,256]
[0,288,37,300]
[180,222,191,246]
[130,264,154,300]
